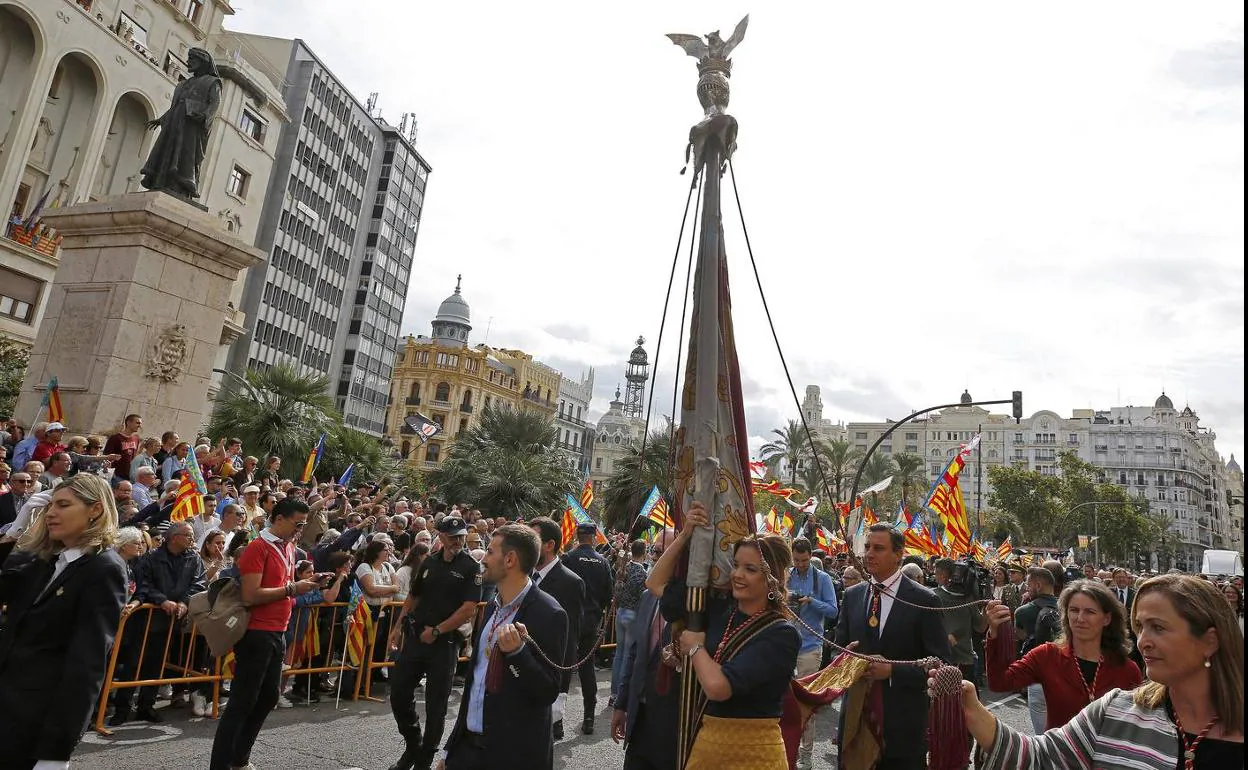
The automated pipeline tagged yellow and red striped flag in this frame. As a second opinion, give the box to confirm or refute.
[560,506,578,550]
[925,436,979,556]
[997,536,1013,560]
[169,475,204,522]
[580,478,594,512]
[43,377,64,424]
[345,585,373,668]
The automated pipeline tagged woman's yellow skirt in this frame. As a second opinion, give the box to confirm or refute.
[686,715,788,770]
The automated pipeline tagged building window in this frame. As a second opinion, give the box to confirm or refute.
[905,432,918,440]
[0,268,41,323]
[240,108,267,143]
[435,382,450,402]
[118,12,149,50]
[226,165,251,198]
[459,418,468,434]
[426,442,441,463]
[596,457,602,470]
[855,432,868,440]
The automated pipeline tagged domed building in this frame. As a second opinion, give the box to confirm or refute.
[385,277,562,468]
[589,338,651,484]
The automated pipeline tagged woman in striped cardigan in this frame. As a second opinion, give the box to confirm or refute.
[939,574,1243,770]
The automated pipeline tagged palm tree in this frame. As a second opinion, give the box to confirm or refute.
[429,406,576,518]
[206,365,338,471]
[859,452,897,489]
[601,429,674,531]
[817,438,861,502]
[760,420,815,485]
[892,452,928,510]
[317,425,389,486]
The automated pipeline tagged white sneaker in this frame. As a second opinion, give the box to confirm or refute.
[276,696,292,709]
[191,692,208,717]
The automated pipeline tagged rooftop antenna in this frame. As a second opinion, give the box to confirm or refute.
[407,119,418,145]
[483,316,494,345]
[366,92,379,118]
[398,112,409,135]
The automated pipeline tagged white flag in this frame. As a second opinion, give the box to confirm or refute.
[860,476,894,496]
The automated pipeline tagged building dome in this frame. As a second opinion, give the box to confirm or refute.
[1229,454,1242,473]
[960,389,973,405]
[1154,392,1174,410]
[434,275,471,326]
[1181,406,1194,417]
[628,337,648,366]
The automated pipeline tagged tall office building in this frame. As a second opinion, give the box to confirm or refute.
[333,119,430,434]
[224,36,429,435]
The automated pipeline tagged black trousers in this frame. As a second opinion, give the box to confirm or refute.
[574,618,600,711]
[209,630,285,770]
[623,703,675,770]
[444,732,492,770]
[115,614,174,711]
[390,634,458,761]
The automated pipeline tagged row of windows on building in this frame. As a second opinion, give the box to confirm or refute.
[288,171,334,224]
[270,243,318,291]
[280,206,326,256]
[262,281,310,323]
[301,343,331,373]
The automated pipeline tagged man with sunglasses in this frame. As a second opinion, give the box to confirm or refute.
[210,498,320,770]
[0,472,33,530]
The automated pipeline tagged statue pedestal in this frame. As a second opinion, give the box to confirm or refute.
[15,192,263,439]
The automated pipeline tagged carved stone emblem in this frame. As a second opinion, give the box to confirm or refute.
[146,324,189,382]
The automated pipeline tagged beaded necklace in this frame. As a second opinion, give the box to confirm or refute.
[1169,701,1219,770]
[713,607,771,663]
[1075,652,1104,703]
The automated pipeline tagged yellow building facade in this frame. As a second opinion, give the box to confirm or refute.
[384,280,559,468]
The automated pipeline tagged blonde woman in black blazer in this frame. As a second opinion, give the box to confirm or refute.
[0,474,127,769]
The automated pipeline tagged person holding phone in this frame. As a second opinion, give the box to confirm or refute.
[286,559,347,704]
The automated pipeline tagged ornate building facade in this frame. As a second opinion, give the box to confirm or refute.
[0,0,288,348]
[556,369,594,474]
[383,280,560,468]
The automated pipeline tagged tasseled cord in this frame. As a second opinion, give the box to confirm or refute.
[927,664,970,770]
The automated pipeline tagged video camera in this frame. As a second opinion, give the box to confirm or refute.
[949,558,993,601]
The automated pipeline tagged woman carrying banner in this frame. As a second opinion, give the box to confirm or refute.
[647,501,799,770]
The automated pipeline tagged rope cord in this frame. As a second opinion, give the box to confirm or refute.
[664,176,702,497]
[726,159,858,556]
[638,175,700,463]
[520,598,616,672]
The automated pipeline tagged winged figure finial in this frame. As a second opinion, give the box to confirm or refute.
[667,15,749,117]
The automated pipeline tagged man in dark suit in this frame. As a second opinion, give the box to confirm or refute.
[610,588,679,770]
[528,517,585,741]
[835,524,952,770]
[444,524,566,770]
[561,522,613,734]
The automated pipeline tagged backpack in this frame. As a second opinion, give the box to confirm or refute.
[1022,604,1060,655]
[188,576,251,658]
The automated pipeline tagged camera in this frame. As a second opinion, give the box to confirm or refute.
[788,593,808,612]
[949,558,992,601]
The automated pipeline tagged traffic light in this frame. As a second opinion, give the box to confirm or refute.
[1012,391,1023,423]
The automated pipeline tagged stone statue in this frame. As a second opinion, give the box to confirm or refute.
[140,47,221,199]
[667,16,749,117]
[146,324,190,382]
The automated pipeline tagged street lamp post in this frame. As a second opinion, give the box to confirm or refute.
[1064,500,1125,566]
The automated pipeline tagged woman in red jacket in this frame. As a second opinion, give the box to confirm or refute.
[984,578,1142,731]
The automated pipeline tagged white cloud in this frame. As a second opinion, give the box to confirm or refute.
[226,1,1245,462]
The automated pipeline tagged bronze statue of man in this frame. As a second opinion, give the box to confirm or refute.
[140,47,221,199]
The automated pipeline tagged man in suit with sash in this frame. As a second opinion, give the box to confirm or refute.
[444,524,566,770]
[835,523,952,770]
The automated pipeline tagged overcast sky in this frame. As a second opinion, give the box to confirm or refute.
[228,2,1244,463]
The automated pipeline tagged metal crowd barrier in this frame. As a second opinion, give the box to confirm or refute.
[94,595,625,732]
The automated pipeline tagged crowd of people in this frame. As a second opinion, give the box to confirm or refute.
[0,414,1244,770]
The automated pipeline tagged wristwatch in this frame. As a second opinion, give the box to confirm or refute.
[686,643,702,659]
[431,627,441,639]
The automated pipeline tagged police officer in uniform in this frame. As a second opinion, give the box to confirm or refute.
[387,515,482,770]
[562,522,613,734]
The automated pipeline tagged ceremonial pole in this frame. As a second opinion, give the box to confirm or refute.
[666,17,752,767]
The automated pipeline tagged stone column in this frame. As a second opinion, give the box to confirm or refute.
[15,191,263,439]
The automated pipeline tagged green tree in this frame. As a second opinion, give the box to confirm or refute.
[988,451,1159,562]
[0,335,29,420]
[760,420,813,485]
[428,406,576,519]
[817,438,861,503]
[316,425,390,486]
[600,429,674,531]
[206,365,338,471]
[892,452,928,511]
[858,452,897,488]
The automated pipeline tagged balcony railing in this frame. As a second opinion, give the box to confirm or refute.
[557,414,586,427]
[405,396,421,406]
[430,399,452,408]
[423,460,439,469]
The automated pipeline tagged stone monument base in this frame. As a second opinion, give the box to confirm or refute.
[15,192,262,440]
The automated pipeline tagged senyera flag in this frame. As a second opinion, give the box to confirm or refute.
[301,433,326,483]
[42,376,64,424]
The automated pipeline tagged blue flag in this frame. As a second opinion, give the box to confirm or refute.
[337,463,354,488]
